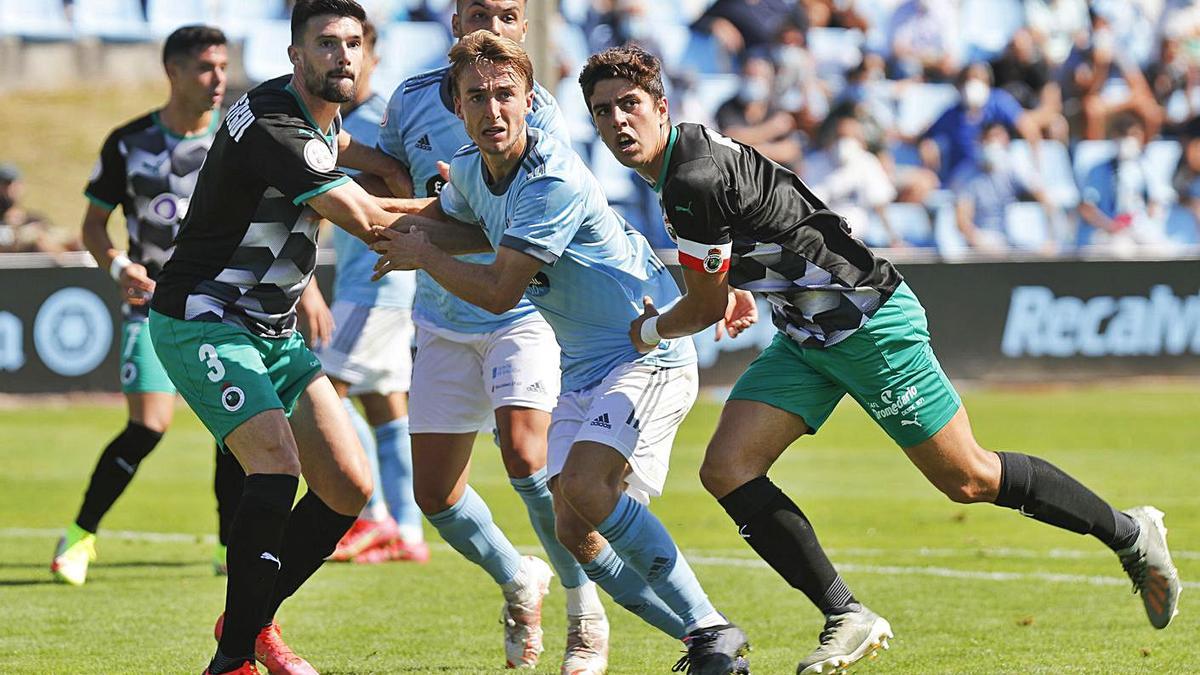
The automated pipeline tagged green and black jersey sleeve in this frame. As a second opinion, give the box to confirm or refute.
[238,111,349,205]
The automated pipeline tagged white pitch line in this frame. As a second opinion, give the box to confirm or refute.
[6,527,1196,590]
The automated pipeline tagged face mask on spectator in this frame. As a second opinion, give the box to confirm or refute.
[963,79,990,109]
[836,137,862,165]
[981,142,1008,173]
[739,79,771,104]
[1118,136,1141,161]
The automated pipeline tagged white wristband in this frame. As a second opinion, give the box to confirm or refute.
[640,315,662,346]
[110,254,132,282]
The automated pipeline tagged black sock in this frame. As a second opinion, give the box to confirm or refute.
[213,446,246,546]
[262,490,357,624]
[215,473,298,668]
[719,476,856,615]
[74,422,163,533]
[995,452,1139,551]
[207,648,251,674]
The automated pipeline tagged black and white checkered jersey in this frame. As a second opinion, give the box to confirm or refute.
[152,76,349,338]
[85,110,219,321]
[656,123,903,348]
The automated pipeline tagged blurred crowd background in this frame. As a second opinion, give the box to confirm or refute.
[4,0,1200,260]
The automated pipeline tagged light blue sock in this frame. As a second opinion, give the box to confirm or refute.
[426,485,522,585]
[374,417,421,533]
[510,468,589,589]
[584,544,687,639]
[596,494,717,628]
[343,398,383,515]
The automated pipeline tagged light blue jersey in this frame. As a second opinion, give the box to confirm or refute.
[439,128,696,392]
[333,92,415,309]
[379,66,570,333]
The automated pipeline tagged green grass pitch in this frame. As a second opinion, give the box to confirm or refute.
[1,384,1196,673]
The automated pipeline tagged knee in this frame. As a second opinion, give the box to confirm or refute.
[699,445,748,499]
[500,446,542,479]
[934,455,1001,504]
[247,440,303,476]
[556,466,612,521]
[414,485,456,516]
[554,509,592,554]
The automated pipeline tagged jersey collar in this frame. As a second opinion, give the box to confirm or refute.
[151,108,222,140]
[651,125,679,194]
[284,82,338,143]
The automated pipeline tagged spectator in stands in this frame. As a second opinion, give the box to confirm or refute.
[1024,0,1090,67]
[1172,118,1200,241]
[886,0,960,82]
[813,115,905,247]
[0,163,72,253]
[919,62,1042,189]
[1079,116,1175,253]
[694,0,807,57]
[1146,35,1198,122]
[992,27,1068,141]
[804,0,870,31]
[1061,9,1163,140]
[715,54,803,167]
[955,123,1060,254]
[772,15,831,136]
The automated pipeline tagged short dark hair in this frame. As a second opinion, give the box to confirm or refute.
[362,19,377,54]
[162,25,226,66]
[578,46,666,108]
[290,0,367,45]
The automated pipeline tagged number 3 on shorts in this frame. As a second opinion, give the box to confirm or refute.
[198,343,226,382]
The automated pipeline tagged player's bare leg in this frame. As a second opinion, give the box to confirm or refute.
[497,406,611,674]
[702,399,891,674]
[560,441,748,674]
[412,431,551,668]
[905,406,1181,628]
[52,392,177,586]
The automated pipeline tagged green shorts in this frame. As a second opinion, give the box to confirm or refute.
[118,319,176,394]
[728,282,961,448]
[148,310,323,445]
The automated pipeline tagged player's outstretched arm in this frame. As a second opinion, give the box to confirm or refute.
[337,129,412,197]
[372,233,539,314]
[305,179,412,244]
[630,269,756,352]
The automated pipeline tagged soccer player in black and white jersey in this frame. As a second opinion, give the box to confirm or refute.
[147,2,419,673]
[53,25,247,587]
[582,46,1182,674]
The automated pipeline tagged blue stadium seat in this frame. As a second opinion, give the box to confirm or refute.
[888,140,921,167]
[1072,140,1117,188]
[883,202,934,247]
[73,0,150,42]
[807,28,864,89]
[681,29,730,75]
[218,0,284,39]
[1165,205,1199,246]
[0,0,74,40]
[1004,201,1050,251]
[242,20,293,85]
[895,83,958,137]
[856,0,896,55]
[687,74,740,127]
[959,0,1023,62]
[933,200,970,258]
[373,22,451,94]
[1010,140,1078,208]
[1144,140,1183,202]
[146,0,214,38]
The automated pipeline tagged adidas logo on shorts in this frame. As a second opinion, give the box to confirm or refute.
[589,413,612,429]
[526,381,547,395]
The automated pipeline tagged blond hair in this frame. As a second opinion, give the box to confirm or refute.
[448,30,534,96]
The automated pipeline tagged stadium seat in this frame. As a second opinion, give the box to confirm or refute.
[959,0,1023,62]
[889,140,922,167]
[1165,204,1199,246]
[933,200,970,258]
[146,0,213,38]
[0,0,74,40]
[680,29,730,75]
[1144,140,1183,201]
[242,20,293,85]
[373,22,452,95]
[218,0,284,39]
[73,0,150,42]
[856,0,899,55]
[807,28,865,86]
[1072,140,1117,188]
[883,202,935,248]
[1004,201,1050,251]
[687,74,740,127]
[895,83,958,137]
[1010,140,1079,208]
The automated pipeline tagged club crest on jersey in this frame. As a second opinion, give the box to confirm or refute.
[148,193,187,225]
[703,248,724,273]
[220,384,246,412]
[303,138,337,173]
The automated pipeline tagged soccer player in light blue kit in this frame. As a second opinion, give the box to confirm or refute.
[373,31,751,675]
[376,2,615,670]
[306,19,428,564]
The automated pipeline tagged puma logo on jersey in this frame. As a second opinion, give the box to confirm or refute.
[259,552,281,568]
[674,202,694,216]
